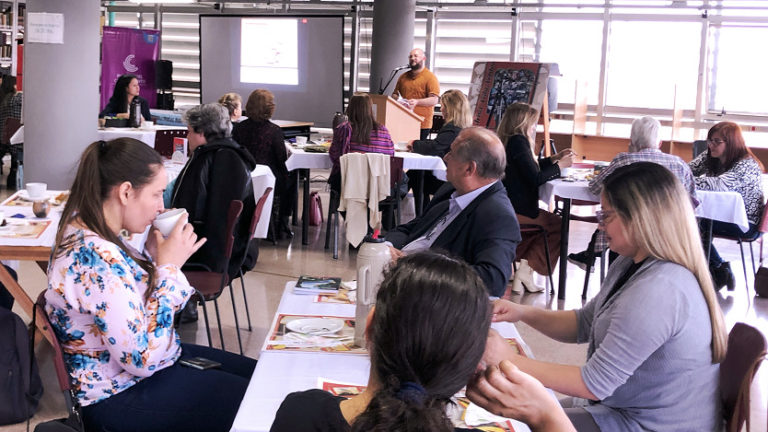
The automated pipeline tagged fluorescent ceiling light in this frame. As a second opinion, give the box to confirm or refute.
[129,0,196,4]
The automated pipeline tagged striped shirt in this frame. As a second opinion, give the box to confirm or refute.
[329,121,394,175]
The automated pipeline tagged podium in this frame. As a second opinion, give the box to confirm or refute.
[369,95,423,144]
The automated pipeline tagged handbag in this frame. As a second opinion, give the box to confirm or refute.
[754,267,768,298]
[309,191,324,226]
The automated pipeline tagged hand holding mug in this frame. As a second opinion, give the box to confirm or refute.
[152,212,206,267]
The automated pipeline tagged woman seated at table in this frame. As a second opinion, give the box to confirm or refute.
[99,73,151,121]
[219,92,243,123]
[270,251,574,432]
[45,138,257,432]
[689,121,765,290]
[407,89,472,201]
[232,89,294,238]
[328,93,395,194]
[497,102,574,291]
[475,162,726,431]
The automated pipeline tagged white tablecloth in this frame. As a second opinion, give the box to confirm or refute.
[163,161,276,239]
[0,190,65,247]
[538,179,750,230]
[285,149,446,178]
[230,282,529,432]
[96,128,156,148]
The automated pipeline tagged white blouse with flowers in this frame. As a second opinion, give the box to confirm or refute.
[45,226,193,406]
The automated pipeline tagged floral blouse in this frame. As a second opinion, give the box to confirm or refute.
[689,153,764,225]
[45,226,193,406]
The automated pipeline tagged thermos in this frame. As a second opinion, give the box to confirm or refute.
[129,98,141,128]
[354,232,391,348]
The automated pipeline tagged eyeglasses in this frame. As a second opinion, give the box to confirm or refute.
[707,138,726,146]
[595,210,615,226]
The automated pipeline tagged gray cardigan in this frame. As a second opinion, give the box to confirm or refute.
[576,257,721,431]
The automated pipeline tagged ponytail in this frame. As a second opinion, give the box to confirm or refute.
[54,138,163,301]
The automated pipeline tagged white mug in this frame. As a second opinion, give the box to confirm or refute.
[152,208,188,237]
[296,136,308,146]
[26,183,47,200]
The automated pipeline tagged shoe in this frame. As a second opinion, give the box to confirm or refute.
[568,250,595,273]
[178,300,199,324]
[514,259,545,293]
[711,262,736,292]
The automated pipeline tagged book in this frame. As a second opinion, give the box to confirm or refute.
[293,276,342,295]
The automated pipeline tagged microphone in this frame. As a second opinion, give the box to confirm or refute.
[393,65,411,71]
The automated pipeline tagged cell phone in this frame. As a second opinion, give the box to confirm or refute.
[178,357,222,370]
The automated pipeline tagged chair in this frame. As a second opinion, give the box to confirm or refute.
[0,117,21,175]
[720,322,766,432]
[183,200,244,354]
[232,187,273,332]
[34,291,84,427]
[693,139,708,158]
[517,224,555,295]
[711,206,768,294]
[554,196,606,299]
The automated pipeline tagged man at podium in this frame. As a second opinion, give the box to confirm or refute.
[393,48,440,140]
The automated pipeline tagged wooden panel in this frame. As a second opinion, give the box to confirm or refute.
[570,135,629,162]
[370,94,422,144]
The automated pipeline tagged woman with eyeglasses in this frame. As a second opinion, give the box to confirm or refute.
[469,162,726,432]
[689,121,764,290]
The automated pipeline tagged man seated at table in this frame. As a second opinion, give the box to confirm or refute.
[170,103,258,322]
[568,116,696,270]
[386,127,521,297]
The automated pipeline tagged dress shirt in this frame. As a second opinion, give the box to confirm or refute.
[402,181,495,253]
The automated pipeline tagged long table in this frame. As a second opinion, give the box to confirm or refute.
[230,282,532,432]
[285,150,447,245]
[539,179,750,299]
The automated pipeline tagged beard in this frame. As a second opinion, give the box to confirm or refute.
[410,60,424,71]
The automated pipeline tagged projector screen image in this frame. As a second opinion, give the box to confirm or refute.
[200,15,344,128]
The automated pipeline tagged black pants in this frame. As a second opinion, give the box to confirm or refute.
[0,265,18,310]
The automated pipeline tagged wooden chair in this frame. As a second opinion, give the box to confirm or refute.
[34,291,84,429]
[554,196,606,299]
[183,200,244,354]
[232,187,273,332]
[720,322,766,432]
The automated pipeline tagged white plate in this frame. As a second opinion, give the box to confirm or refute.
[286,317,344,336]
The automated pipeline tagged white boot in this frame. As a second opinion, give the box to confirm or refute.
[511,263,524,294]
[516,259,545,293]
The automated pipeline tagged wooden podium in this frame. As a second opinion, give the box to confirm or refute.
[369,94,423,144]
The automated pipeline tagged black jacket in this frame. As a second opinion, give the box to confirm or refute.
[386,181,521,297]
[411,122,461,157]
[170,136,257,278]
[99,95,152,121]
[502,134,560,219]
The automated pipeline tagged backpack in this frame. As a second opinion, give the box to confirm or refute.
[0,307,43,425]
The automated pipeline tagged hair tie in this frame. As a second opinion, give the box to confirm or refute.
[395,381,428,405]
[98,140,107,151]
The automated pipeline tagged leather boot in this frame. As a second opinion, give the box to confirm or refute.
[514,259,545,293]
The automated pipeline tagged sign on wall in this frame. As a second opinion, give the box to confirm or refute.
[100,27,160,110]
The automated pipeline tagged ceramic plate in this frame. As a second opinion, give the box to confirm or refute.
[286,318,344,336]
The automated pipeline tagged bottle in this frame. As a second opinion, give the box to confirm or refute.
[354,231,391,348]
[129,97,141,128]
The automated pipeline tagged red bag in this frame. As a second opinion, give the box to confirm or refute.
[309,191,324,226]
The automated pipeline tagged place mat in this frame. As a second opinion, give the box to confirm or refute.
[263,313,365,354]
[1,190,69,207]
[0,219,52,239]
[317,377,367,398]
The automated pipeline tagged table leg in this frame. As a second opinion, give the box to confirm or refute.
[0,264,53,345]
[703,218,713,264]
[558,198,571,300]
[291,170,300,226]
[302,168,310,246]
[414,171,425,217]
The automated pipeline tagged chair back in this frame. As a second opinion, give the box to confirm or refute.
[554,195,600,224]
[34,291,72,393]
[222,200,244,260]
[758,205,768,234]
[720,322,767,432]
[693,140,708,158]
[248,187,273,238]
[2,117,20,145]
[390,156,404,189]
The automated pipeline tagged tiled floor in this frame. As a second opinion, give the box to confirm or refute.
[5,177,768,431]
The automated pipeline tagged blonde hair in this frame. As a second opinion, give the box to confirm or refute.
[440,90,472,128]
[602,162,727,363]
[496,102,539,151]
[218,92,242,119]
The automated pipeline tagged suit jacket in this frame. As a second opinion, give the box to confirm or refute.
[387,181,521,297]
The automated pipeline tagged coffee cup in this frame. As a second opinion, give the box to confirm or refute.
[26,183,47,200]
[142,121,155,130]
[152,208,187,237]
[296,136,308,146]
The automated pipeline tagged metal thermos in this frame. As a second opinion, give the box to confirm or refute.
[129,98,141,128]
[354,234,391,348]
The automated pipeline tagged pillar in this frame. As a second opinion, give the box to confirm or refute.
[370,0,415,95]
[25,0,101,189]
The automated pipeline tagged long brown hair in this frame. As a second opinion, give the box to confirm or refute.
[705,121,764,175]
[346,93,381,146]
[54,138,163,298]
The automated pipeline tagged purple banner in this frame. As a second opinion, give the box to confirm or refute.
[101,27,160,110]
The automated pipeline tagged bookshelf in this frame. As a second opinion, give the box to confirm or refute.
[0,1,23,88]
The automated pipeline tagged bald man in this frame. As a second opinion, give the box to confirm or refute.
[387,127,521,297]
[393,48,440,140]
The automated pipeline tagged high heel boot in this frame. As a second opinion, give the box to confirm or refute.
[513,259,545,293]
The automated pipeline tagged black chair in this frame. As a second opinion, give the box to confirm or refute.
[183,200,244,354]
[554,196,606,299]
